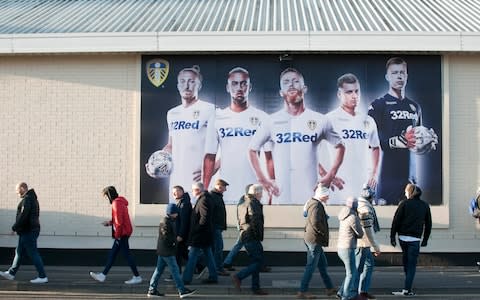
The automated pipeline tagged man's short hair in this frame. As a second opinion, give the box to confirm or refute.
[280,67,304,82]
[386,57,407,70]
[178,65,203,82]
[17,182,28,190]
[172,185,184,192]
[192,182,205,191]
[228,67,249,77]
[337,73,359,88]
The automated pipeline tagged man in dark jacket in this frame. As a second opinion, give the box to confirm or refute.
[172,185,192,273]
[298,185,336,299]
[210,179,229,276]
[390,183,432,296]
[0,182,48,283]
[147,204,196,298]
[231,184,268,296]
[182,182,218,284]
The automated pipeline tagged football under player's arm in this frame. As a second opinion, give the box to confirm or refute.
[319,143,345,188]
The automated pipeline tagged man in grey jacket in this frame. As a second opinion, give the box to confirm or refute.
[356,185,381,300]
[297,184,337,299]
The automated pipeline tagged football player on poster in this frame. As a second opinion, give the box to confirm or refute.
[368,58,438,205]
[146,65,215,201]
[203,67,273,204]
[321,73,380,205]
[248,68,345,205]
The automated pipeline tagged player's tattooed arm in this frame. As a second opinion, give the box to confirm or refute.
[320,143,345,189]
[248,149,279,199]
[368,147,380,189]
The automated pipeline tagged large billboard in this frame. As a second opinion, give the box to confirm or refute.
[140,54,442,206]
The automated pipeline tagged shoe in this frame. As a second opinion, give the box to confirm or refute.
[30,277,48,284]
[392,289,415,296]
[0,271,14,281]
[260,266,271,272]
[164,275,173,282]
[125,275,142,284]
[147,289,165,297]
[217,270,229,276]
[252,289,269,295]
[179,288,197,298]
[326,288,337,296]
[223,264,235,271]
[360,292,376,299]
[231,274,241,291]
[201,278,218,284]
[89,272,106,282]
[297,291,317,299]
[196,267,207,279]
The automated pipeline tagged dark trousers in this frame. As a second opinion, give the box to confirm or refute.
[103,236,139,276]
[399,240,420,291]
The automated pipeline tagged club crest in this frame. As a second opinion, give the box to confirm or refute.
[193,110,200,119]
[250,116,260,126]
[307,120,317,130]
[146,59,169,87]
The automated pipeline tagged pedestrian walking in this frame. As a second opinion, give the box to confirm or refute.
[0,182,48,284]
[147,203,196,298]
[89,186,142,284]
[390,183,432,296]
[210,179,229,276]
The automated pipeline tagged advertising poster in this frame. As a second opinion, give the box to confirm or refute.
[140,54,442,206]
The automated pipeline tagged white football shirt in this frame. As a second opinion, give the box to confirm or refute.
[249,108,343,204]
[167,100,215,199]
[205,106,272,204]
[325,107,380,205]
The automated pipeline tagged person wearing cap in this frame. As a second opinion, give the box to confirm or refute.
[297,184,336,299]
[147,204,196,298]
[390,183,431,296]
[210,179,229,276]
[356,185,381,300]
[337,197,363,300]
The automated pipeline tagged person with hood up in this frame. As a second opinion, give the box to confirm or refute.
[90,186,142,284]
[356,185,381,300]
[147,204,196,298]
[0,182,48,284]
[172,185,192,273]
[297,184,337,299]
[390,183,432,296]
[337,197,363,300]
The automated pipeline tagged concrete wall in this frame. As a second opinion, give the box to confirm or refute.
[0,54,478,253]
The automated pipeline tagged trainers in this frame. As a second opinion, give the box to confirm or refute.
[392,289,415,296]
[147,289,165,297]
[0,271,14,281]
[196,267,207,279]
[179,288,197,298]
[164,275,173,282]
[360,292,376,299]
[125,275,142,284]
[297,291,317,299]
[89,272,106,282]
[30,277,48,284]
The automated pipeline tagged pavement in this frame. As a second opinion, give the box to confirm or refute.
[0,265,480,299]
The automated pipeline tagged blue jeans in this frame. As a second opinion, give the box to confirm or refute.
[149,255,186,293]
[103,237,139,276]
[236,240,263,291]
[212,229,224,271]
[337,248,359,300]
[300,242,334,292]
[356,247,374,293]
[182,246,217,283]
[399,240,420,291]
[224,235,244,266]
[8,231,46,278]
